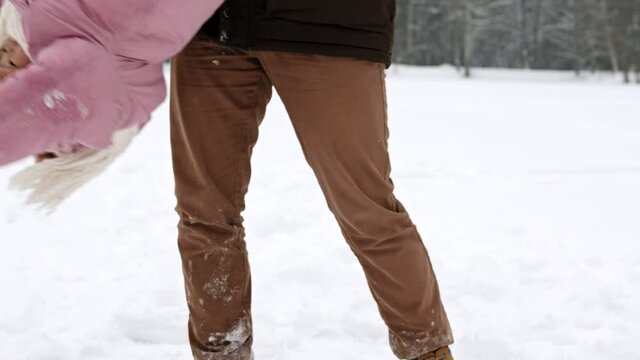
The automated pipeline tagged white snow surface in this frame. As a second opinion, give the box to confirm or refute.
[1,65,639,360]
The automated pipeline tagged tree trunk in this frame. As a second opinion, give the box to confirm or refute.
[602,0,620,73]
[571,0,582,76]
[449,0,465,71]
[463,0,473,77]
[519,0,531,68]
[406,0,416,63]
[531,0,543,66]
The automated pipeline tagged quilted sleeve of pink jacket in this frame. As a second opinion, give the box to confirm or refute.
[0,0,223,165]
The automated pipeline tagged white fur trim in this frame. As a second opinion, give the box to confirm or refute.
[0,0,30,58]
[10,126,140,213]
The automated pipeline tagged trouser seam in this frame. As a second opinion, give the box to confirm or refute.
[377,64,392,182]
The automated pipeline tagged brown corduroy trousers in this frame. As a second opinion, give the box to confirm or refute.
[170,35,453,360]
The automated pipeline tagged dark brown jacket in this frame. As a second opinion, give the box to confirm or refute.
[202,0,396,66]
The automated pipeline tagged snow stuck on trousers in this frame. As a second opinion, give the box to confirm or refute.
[1,66,640,360]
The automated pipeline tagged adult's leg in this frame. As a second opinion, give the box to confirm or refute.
[171,35,272,360]
[255,51,453,359]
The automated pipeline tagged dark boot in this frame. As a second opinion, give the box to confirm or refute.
[412,346,453,360]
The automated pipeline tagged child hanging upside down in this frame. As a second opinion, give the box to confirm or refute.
[0,12,136,209]
[0,0,223,210]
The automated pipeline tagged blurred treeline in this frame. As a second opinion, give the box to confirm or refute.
[393,0,640,82]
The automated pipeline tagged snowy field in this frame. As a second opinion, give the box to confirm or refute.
[1,66,639,360]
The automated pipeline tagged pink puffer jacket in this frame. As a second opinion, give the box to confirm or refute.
[0,0,223,165]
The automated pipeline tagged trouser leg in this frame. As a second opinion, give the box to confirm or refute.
[170,36,271,360]
[254,51,454,359]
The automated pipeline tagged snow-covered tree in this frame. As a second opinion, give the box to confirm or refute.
[393,0,640,82]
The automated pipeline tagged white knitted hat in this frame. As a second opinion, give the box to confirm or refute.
[0,0,30,58]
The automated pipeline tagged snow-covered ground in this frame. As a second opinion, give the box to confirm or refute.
[1,66,639,360]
